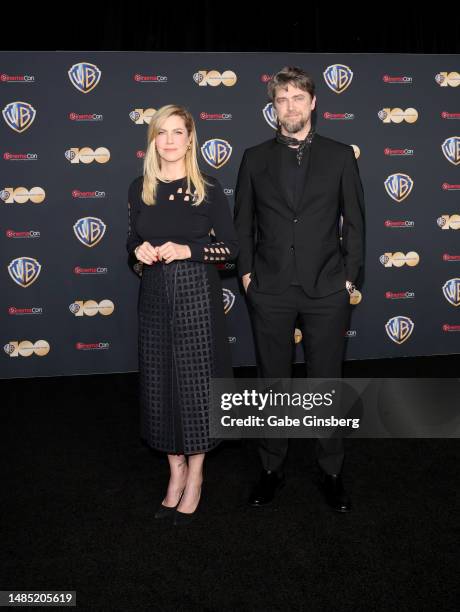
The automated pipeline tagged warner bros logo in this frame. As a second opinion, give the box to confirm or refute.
[8,257,42,287]
[73,217,107,247]
[68,62,102,93]
[385,316,414,344]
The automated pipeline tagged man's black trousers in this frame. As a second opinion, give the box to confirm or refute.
[246,282,352,475]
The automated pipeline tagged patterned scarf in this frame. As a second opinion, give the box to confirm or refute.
[275,125,315,166]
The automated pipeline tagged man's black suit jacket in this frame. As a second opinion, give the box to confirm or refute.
[233,134,366,297]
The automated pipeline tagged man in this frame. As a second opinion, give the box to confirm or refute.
[234,66,365,512]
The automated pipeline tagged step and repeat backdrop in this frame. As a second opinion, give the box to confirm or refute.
[1,52,459,378]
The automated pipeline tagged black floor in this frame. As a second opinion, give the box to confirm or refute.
[2,357,458,611]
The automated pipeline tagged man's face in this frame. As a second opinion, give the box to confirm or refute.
[273,83,316,134]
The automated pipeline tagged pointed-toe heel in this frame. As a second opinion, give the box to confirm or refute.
[154,489,185,519]
[173,487,203,526]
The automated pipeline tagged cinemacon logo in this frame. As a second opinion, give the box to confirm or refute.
[69,112,103,121]
[384,148,414,156]
[74,266,108,275]
[3,152,38,161]
[4,340,50,357]
[382,75,413,83]
[443,324,460,332]
[1,73,36,82]
[384,220,414,228]
[133,74,168,82]
[72,190,106,199]
[385,291,415,299]
[323,112,354,120]
[6,229,40,238]
[200,112,232,120]
[8,306,43,314]
[75,342,109,350]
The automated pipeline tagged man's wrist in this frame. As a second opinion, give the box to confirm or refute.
[345,280,356,293]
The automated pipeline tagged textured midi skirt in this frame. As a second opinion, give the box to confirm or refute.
[138,260,233,455]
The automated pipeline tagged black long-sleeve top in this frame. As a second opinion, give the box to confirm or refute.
[126,174,239,263]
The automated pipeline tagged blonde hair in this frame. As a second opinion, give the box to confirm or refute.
[141,104,211,206]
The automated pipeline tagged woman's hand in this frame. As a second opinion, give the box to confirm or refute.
[157,242,191,264]
[134,242,159,265]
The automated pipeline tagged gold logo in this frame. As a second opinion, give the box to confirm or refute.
[437,214,460,230]
[129,108,157,124]
[379,252,420,267]
[378,108,418,123]
[193,70,237,87]
[4,340,50,357]
[435,72,460,87]
[69,300,115,316]
[1,187,45,204]
[65,147,110,163]
[349,288,362,305]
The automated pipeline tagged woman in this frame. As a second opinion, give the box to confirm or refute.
[126,105,239,525]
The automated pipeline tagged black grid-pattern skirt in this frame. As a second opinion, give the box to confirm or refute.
[138,260,232,455]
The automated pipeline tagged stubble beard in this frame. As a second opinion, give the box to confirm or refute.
[279,114,308,135]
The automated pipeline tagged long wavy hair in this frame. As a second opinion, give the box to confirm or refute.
[141,104,211,206]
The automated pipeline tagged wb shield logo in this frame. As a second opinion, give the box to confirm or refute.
[323,64,353,94]
[442,278,460,306]
[441,137,460,166]
[385,316,414,344]
[384,173,414,202]
[68,63,102,93]
[8,257,41,287]
[73,217,106,247]
[263,103,277,129]
[222,288,235,314]
[201,139,232,169]
[2,102,36,133]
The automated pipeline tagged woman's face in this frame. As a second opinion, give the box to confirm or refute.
[155,115,191,165]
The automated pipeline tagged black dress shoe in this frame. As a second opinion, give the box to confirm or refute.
[173,505,200,526]
[319,473,351,513]
[173,487,202,526]
[154,489,185,519]
[248,470,285,507]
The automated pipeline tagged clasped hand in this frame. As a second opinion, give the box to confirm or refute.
[135,241,191,265]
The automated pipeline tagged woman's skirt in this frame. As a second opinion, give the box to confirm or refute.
[137,259,233,455]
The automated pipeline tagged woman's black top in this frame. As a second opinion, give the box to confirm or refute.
[126,174,239,263]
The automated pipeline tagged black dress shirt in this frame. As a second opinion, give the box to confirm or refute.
[277,142,310,286]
